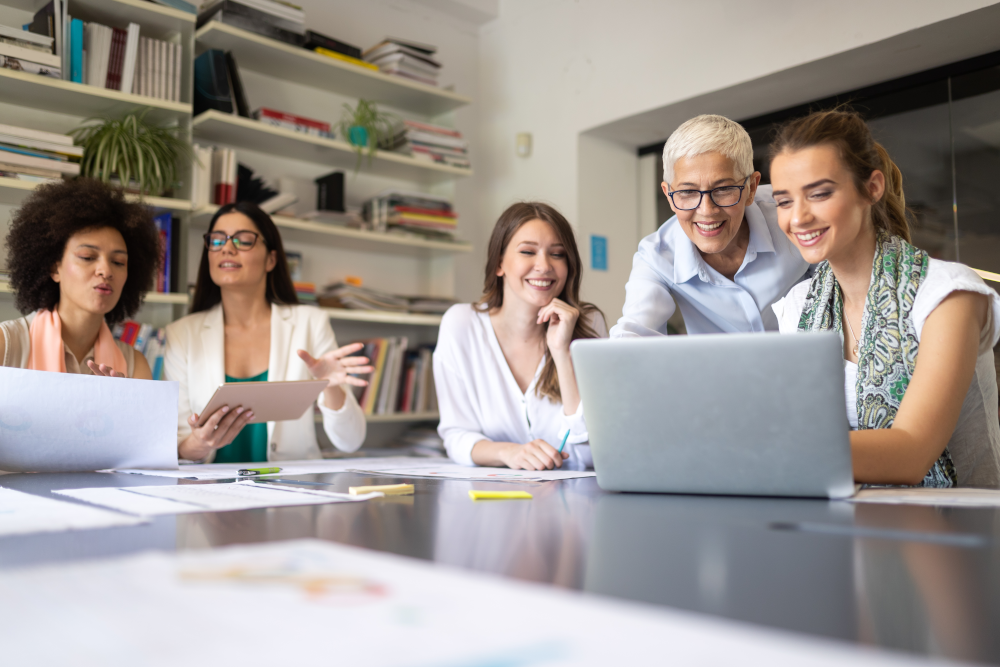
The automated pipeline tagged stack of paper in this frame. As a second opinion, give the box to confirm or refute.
[0,487,144,536]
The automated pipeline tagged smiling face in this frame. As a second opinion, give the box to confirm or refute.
[770,143,885,265]
[664,151,759,256]
[51,226,128,317]
[207,212,276,291]
[496,219,569,309]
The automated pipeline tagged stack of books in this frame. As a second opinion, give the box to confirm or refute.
[363,38,441,86]
[192,145,239,205]
[253,108,332,138]
[18,0,66,79]
[130,34,184,101]
[112,322,167,380]
[198,0,306,48]
[0,22,59,79]
[194,50,249,117]
[303,30,372,72]
[151,212,179,294]
[293,281,316,304]
[362,189,458,240]
[353,338,437,416]
[382,120,469,169]
[0,123,81,183]
[317,282,456,315]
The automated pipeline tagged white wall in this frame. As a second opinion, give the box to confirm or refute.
[476,0,1000,321]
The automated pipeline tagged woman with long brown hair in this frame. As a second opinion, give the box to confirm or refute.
[769,109,1000,487]
[433,202,607,471]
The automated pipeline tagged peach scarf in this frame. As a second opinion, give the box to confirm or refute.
[27,309,127,375]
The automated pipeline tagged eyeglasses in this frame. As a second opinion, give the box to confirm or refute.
[667,176,749,211]
[204,230,260,252]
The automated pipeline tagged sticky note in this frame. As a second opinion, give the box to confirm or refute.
[591,235,608,271]
[349,484,414,496]
[468,490,533,500]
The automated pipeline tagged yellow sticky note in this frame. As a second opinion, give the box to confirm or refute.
[468,490,533,500]
[349,484,414,496]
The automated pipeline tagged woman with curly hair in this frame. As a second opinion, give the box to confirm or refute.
[0,178,161,379]
[433,202,607,471]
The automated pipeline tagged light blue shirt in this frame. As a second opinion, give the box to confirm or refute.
[610,185,810,337]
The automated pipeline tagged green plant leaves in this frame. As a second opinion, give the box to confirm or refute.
[70,107,191,196]
[337,98,398,173]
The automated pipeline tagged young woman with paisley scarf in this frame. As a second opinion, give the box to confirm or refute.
[770,109,1000,488]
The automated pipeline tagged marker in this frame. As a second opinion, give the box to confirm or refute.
[237,467,282,477]
[469,490,533,500]
[349,484,414,496]
[557,429,570,454]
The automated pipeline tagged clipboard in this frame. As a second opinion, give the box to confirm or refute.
[195,379,328,427]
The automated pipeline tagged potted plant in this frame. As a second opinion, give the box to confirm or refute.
[337,99,397,172]
[70,108,190,197]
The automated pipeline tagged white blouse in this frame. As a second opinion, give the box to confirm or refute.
[433,304,608,469]
[773,258,1000,487]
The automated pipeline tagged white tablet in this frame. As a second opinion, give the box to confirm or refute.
[196,379,329,427]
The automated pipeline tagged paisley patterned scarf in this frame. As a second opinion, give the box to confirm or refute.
[797,232,956,487]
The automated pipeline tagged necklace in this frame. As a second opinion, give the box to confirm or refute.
[844,311,860,357]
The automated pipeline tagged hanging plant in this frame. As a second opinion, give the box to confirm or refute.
[70,108,190,196]
[336,99,397,173]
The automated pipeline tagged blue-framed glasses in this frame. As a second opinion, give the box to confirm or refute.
[667,176,749,211]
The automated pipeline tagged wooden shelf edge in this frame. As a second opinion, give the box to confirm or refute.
[192,110,473,178]
[195,22,472,107]
[0,281,188,304]
[315,411,440,424]
[320,307,443,326]
[0,67,192,114]
[191,205,471,253]
[0,178,191,211]
[108,0,196,24]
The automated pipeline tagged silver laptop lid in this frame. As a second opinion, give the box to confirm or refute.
[572,332,854,498]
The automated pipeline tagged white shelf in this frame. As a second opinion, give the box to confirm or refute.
[0,177,192,210]
[69,0,195,39]
[0,281,188,305]
[0,68,191,124]
[191,110,472,183]
[321,307,443,327]
[315,411,440,424]
[196,22,471,116]
[191,205,471,256]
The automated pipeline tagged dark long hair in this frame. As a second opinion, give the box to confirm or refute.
[189,201,298,314]
[477,201,603,402]
[770,108,911,242]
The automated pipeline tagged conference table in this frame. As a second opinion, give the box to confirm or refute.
[1,465,998,664]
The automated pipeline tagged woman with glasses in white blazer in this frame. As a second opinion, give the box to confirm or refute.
[164,202,372,463]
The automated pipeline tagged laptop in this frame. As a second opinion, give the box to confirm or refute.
[571,332,855,498]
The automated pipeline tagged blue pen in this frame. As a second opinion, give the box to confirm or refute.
[557,429,570,454]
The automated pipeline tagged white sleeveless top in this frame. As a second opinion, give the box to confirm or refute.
[773,259,1000,488]
[0,312,137,377]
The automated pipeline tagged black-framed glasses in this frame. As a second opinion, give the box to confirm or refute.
[667,176,749,211]
[204,230,260,252]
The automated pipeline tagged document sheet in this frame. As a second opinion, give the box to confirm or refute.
[56,482,381,515]
[0,538,950,666]
[0,487,145,536]
[348,462,598,482]
[850,487,1000,507]
[0,366,178,472]
[110,456,445,480]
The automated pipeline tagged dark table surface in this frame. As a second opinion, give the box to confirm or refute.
[1,468,998,664]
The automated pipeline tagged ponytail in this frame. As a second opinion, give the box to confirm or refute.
[770,108,910,242]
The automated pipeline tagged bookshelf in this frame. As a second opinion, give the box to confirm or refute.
[191,204,472,255]
[0,281,189,305]
[192,110,472,183]
[0,177,193,210]
[67,0,196,37]
[315,411,440,425]
[195,22,471,116]
[321,307,443,327]
[0,67,192,123]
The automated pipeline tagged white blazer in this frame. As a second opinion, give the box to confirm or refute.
[164,303,366,461]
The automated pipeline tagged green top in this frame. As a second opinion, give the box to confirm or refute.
[213,370,269,464]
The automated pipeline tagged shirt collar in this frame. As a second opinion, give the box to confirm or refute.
[671,198,774,284]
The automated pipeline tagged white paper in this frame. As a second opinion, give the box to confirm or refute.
[0,366,178,473]
[0,487,145,536]
[110,456,446,480]
[57,482,381,515]
[0,538,950,666]
[849,487,1000,507]
[349,462,598,482]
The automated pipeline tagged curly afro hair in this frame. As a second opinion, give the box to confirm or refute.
[5,178,162,324]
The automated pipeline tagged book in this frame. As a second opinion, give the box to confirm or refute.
[364,37,436,59]
[253,107,331,137]
[303,30,360,60]
[0,123,72,146]
[211,146,237,205]
[0,162,63,179]
[0,149,79,175]
[0,35,53,53]
[152,212,172,293]
[0,144,69,161]
[224,51,250,117]
[194,49,232,116]
[0,24,53,48]
[190,144,213,209]
[314,171,344,212]
[198,2,306,46]
[201,0,304,26]
[313,47,377,72]
[119,23,139,93]
[69,18,81,83]
[0,40,60,67]
[367,50,441,71]
[0,134,80,157]
[0,55,60,78]
[106,27,126,90]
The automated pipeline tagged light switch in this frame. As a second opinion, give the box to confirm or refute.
[516,132,532,158]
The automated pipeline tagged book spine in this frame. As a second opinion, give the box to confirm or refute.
[255,108,330,132]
